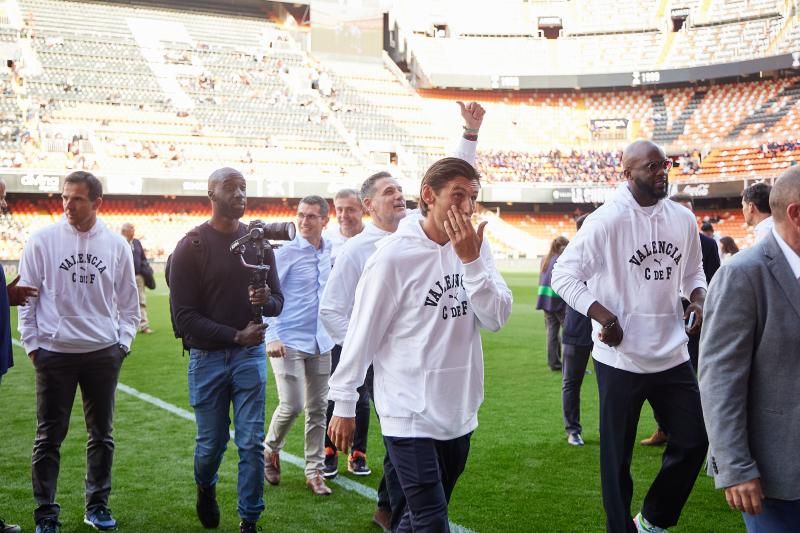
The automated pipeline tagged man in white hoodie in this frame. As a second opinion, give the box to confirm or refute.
[552,140,708,533]
[328,156,512,532]
[18,171,140,533]
[322,101,484,532]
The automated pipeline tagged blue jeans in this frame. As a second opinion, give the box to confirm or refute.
[188,345,267,522]
[743,498,800,532]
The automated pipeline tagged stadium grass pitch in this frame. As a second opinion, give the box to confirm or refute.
[0,273,742,532]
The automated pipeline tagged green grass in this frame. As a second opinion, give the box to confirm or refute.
[0,273,742,532]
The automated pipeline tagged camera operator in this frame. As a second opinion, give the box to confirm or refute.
[168,167,283,533]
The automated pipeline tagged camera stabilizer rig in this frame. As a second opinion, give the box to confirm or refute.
[229,220,296,323]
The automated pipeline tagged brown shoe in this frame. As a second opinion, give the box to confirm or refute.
[372,506,392,532]
[264,450,281,485]
[306,471,332,496]
[640,429,668,446]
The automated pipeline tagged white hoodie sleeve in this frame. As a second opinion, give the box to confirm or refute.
[329,261,398,417]
[452,136,477,166]
[115,240,141,348]
[681,218,708,298]
[462,239,512,332]
[552,217,608,316]
[319,250,360,345]
[17,235,42,354]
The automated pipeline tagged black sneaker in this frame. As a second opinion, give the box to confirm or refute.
[197,483,220,528]
[83,508,117,531]
[348,451,372,476]
[35,518,60,533]
[1,518,22,533]
[239,520,261,533]
[322,447,338,479]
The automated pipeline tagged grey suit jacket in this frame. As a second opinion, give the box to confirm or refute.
[699,231,800,500]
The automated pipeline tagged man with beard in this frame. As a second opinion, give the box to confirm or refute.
[552,140,709,533]
[169,168,284,533]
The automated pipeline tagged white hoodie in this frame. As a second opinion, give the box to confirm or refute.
[552,183,706,373]
[320,222,391,345]
[328,217,512,440]
[18,217,140,354]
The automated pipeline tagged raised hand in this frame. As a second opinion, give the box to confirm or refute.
[457,101,485,131]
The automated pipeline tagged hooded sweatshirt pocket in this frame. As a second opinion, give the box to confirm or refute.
[617,313,687,358]
[52,316,117,350]
[423,365,483,435]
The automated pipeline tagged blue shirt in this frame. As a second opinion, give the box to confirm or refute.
[265,235,334,354]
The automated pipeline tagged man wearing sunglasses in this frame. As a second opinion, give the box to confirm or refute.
[553,140,708,533]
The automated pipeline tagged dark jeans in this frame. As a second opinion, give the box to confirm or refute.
[325,344,371,454]
[595,360,707,532]
[543,309,566,369]
[562,344,592,434]
[385,433,472,533]
[32,345,124,523]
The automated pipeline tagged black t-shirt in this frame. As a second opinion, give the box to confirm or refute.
[169,221,283,350]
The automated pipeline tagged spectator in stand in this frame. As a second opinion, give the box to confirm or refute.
[719,236,739,264]
[743,182,773,242]
[561,216,593,447]
[537,236,569,371]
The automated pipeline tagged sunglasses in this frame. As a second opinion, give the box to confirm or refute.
[637,159,674,173]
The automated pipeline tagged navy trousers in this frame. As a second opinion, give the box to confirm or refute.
[595,360,707,532]
[384,433,471,533]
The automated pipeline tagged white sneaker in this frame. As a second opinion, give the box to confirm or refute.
[634,512,668,533]
[567,432,584,446]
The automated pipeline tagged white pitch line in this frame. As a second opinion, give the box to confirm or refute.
[12,339,476,533]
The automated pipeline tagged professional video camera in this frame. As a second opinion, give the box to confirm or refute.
[229,220,296,323]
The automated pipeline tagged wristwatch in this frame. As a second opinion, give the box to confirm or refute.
[118,344,131,357]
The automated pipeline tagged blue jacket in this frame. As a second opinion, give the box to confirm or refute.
[1,268,13,376]
[562,306,593,347]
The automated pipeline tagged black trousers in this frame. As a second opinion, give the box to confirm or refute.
[32,345,124,522]
[385,433,471,533]
[594,360,707,532]
[325,344,371,454]
[562,344,592,434]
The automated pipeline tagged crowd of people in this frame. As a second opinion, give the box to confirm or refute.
[1,101,799,533]
[476,148,625,184]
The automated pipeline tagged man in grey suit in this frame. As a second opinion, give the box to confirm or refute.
[699,167,800,532]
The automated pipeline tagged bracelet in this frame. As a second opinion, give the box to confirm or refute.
[602,319,617,330]
[462,126,480,134]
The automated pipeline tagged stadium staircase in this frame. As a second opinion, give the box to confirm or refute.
[651,91,707,145]
[725,79,800,140]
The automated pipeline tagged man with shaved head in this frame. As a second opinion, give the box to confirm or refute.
[169,167,284,532]
[700,168,800,532]
[553,140,709,532]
